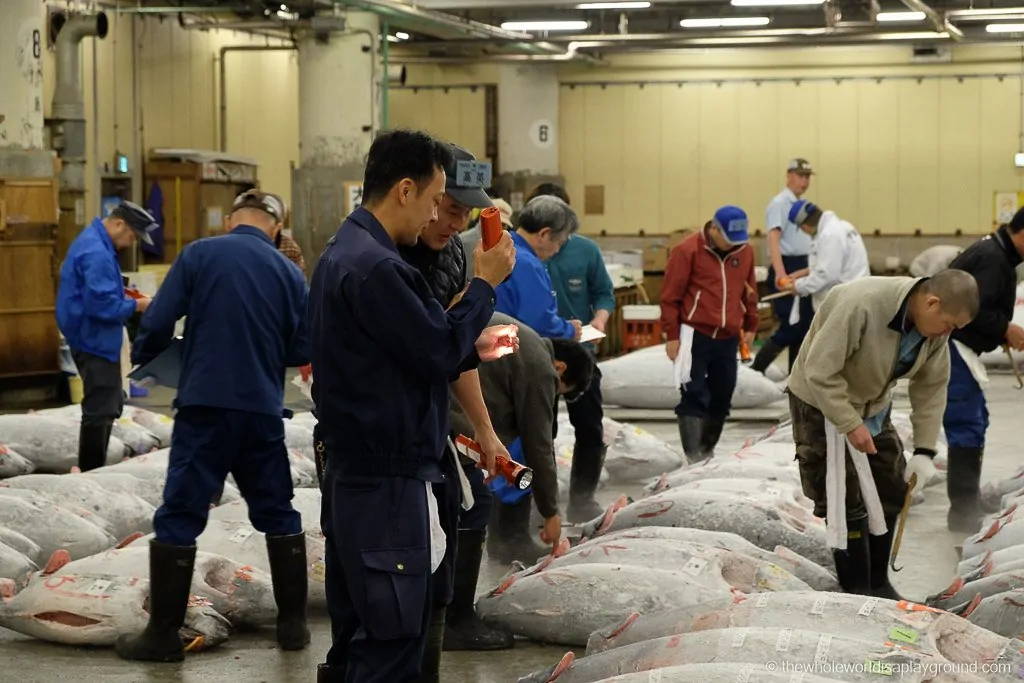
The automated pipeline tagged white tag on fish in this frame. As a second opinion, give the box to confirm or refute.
[858,597,879,616]
[790,674,806,683]
[775,628,792,653]
[811,595,827,615]
[82,579,111,596]
[646,671,663,683]
[228,528,253,544]
[814,634,832,664]
[756,593,770,608]
[736,663,755,683]
[731,627,748,648]
[682,557,708,576]
[765,487,782,498]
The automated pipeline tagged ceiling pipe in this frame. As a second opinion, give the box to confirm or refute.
[897,0,964,40]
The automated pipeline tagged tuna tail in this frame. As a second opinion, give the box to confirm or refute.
[41,550,72,575]
[116,532,145,549]
[960,553,994,584]
[977,519,1002,542]
[651,472,670,494]
[586,612,641,653]
[926,575,965,606]
[947,593,983,618]
[0,578,15,600]
[578,495,630,540]
[528,539,571,575]
[516,652,576,683]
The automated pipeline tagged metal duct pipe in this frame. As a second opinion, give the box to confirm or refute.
[50,11,109,255]
[897,0,964,40]
[388,64,407,86]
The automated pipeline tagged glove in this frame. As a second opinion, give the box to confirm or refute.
[905,453,937,494]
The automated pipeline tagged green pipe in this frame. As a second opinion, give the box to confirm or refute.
[382,21,390,130]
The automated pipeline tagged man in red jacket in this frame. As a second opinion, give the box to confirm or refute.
[660,206,759,463]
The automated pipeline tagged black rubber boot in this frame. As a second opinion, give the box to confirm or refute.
[868,518,904,601]
[676,415,706,465]
[415,606,448,683]
[486,495,549,566]
[946,446,984,534]
[114,540,196,662]
[317,664,345,682]
[443,529,514,651]
[265,532,310,650]
[832,518,872,596]
[567,445,607,524]
[78,422,110,472]
[750,339,783,375]
[699,416,726,461]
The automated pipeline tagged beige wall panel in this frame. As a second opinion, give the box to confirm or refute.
[621,85,662,235]
[387,88,487,162]
[813,81,859,225]
[737,83,779,233]
[660,85,702,231]
[698,83,741,220]
[856,80,899,235]
[224,50,299,202]
[388,89,431,131]
[776,81,819,190]
[979,77,1024,229]
[580,86,625,235]
[897,79,940,234]
[559,86,587,218]
[937,79,982,234]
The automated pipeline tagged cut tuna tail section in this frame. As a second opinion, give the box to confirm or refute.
[927,576,965,605]
[587,611,641,653]
[0,579,15,599]
[531,538,572,574]
[948,593,983,618]
[652,472,670,494]
[116,532,145,549]
[979,519,1002,542]
[42,550,72,575]
[578,494,630,540]
[517,652,576,683]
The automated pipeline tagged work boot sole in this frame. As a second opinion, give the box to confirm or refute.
[277,618,311,650]
[114,631,185,662]
[443,618,514,651]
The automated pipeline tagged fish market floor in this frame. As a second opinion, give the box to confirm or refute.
[2,373,1021,682]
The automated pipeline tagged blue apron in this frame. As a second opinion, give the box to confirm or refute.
[487,438,532,504]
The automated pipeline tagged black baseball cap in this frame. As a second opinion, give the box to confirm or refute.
[110,200,158,246]
[444,144,494,210]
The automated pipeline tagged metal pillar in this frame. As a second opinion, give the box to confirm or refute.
[292,11,381,267]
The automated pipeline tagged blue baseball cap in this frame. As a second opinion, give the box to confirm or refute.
[789,200,819,227]
[712,206,749,245]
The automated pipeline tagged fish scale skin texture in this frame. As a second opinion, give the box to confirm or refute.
[586,663,842,683]
[0,494,114,560]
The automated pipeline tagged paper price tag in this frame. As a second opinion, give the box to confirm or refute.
[736,663,755,683]
[228,528,253,544]
[814,634,832,664]
[731,628,748,648]
[765,487,782,498]
[858,597,879,616]
[790,674,806,683]
[82,579,111,596]
[756,593,770,608]
[811,595,827,615]
[775,628,792,653]
[682,558,708,576]
[889,626,919,644]
[646,671,663,683]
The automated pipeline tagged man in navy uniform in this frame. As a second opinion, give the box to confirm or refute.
[309,129,517,683]
[943,211,1024,532]
[115,189,311,661]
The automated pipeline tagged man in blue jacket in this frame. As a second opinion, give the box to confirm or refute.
[115,189,312,662]
[529,183,615,522]
[56,202,156,472]
[308,129,517,683]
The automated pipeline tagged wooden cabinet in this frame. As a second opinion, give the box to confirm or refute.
[0,178,60,378]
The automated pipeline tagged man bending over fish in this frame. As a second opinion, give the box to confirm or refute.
[787,270,978,599]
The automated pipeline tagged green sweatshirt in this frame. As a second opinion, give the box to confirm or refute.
[546,235,616,323]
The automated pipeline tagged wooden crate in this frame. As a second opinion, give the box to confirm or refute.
[0,178,60,378]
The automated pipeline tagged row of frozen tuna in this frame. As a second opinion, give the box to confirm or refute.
[598,344,788,410]
[929,458,1024,641]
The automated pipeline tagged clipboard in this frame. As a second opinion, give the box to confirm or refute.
[128,337,183,389]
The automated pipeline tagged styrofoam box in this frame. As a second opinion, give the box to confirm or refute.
[622,304,661,321]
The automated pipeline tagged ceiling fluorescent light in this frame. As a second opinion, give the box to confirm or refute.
[986,23,1024,32]
[395,31,410,40]
[500,20,591,31]
[875,30,948,39]
[875,10,925,22]
[576,1,651,8]
[951,7,1024,17]
[731,0,824,6]
[680,16,771,28]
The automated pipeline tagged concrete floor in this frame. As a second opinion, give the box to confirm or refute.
[1,372,1020,681]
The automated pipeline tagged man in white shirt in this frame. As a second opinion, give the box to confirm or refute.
[783,200,871,309]
[750,158,815,376]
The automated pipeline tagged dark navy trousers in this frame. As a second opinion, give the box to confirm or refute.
[321,462,434,682]
[154,406,301,546]
[766,255,815,371]
[943,340,989,448]
[675,331,739,422]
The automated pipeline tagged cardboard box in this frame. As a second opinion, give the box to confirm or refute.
[668,228,695,250]
[643,245,668,271]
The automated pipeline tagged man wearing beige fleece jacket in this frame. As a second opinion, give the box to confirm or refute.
[788,271,978,601]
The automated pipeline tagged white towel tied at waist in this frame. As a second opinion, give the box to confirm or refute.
[788,295,803,326]
[824,420,888,550]
[673,324,695,388]
[952,339,990,388]
[425,481,447,574]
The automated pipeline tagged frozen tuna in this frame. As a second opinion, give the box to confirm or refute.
[958,546,1024,579]
[955,588,1024,640]
[658,478,812,511]
[531,627,990,683]
[0,566,231,649]
[122,406,175,447]
[129,518,327,610]
[590,525,838,591]
[600,419,683,483]
[522,536,810,594]
[961,517,1024,559]
[476,563,732,647]
[580,491,832,568]
[88,451,244,504]
[0,414,128,473]
[585,591,1008,666]
[0,492,114,560]
[34,405,161,456]
[45,545,277,628]
[929,570,1024,612]
[0,528,41,564]
[0,444,35,478]
[0,474,155,540]
[209,488,323,539]
[643,461,801,496]
[583,663,842,683]
[599,344,785,410]
[0,542,36,585]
